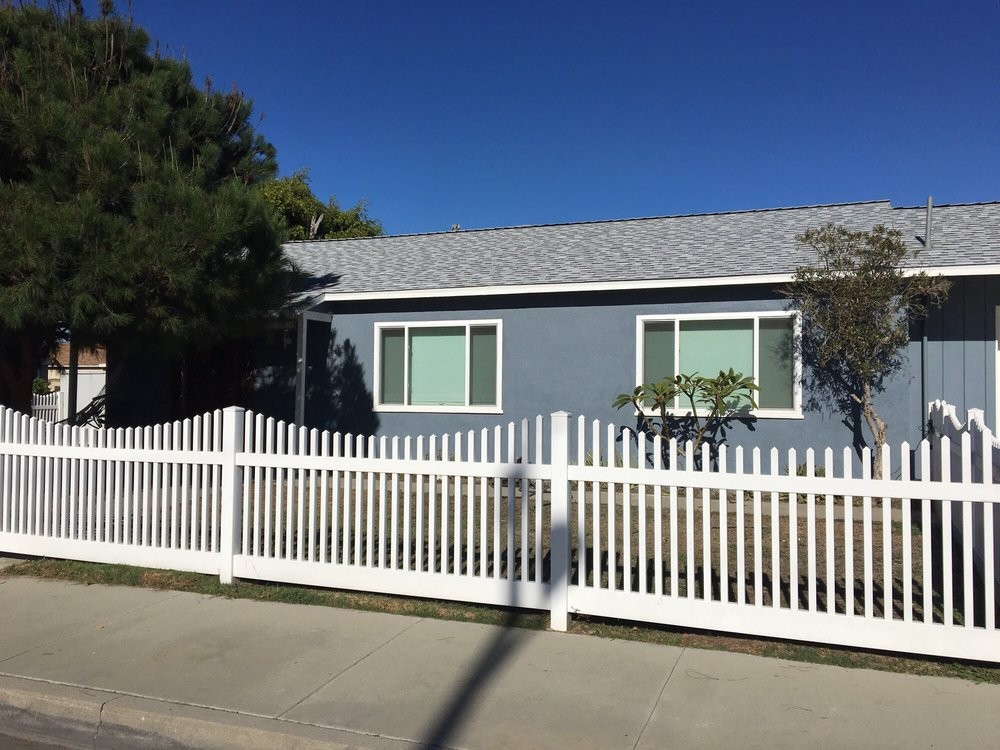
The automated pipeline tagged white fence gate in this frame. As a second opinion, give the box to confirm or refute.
[1,403,998,662]
[31,393,59,422]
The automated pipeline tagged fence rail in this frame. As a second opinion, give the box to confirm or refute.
[2,402,998,662]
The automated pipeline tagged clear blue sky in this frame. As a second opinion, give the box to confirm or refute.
[121,0,998,235]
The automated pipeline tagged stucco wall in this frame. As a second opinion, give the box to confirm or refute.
[297,284,934,462]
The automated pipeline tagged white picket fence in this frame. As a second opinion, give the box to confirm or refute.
[1,402,998,662]
[31,393,59,422]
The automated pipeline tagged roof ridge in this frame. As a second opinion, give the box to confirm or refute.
[284,199,894,245]
[892,200,1000,210]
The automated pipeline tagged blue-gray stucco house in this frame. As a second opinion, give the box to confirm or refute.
[272,199,1000,457]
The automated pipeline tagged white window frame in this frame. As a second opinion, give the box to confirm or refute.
[373,319,503,414]
[634,311,802,419]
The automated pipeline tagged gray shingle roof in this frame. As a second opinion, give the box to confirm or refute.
[285,200,1000,300]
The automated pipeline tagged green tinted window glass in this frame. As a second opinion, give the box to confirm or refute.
[679,319,753,378]
[642,321,675,384]
[469,326,498,406]
[409,327,466,405]
[758,317,795,409]
[380,328,405,405]
[679,319,753,409]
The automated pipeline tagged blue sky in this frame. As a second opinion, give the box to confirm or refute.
[123,0,998,235]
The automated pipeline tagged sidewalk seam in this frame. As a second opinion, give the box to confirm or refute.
[275,617,428,719]
[631,646,685,750]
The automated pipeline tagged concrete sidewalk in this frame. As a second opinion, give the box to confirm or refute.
[1,572,999,750]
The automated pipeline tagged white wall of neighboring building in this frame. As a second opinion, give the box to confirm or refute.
[57,370,106,421]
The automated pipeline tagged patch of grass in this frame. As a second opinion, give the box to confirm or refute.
[569,614,1000,684]
[0,557,548,630]
[3,556,998,684]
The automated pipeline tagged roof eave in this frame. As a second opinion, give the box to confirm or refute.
[300,264,1000,307]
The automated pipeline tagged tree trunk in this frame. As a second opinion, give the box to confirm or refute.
[0,331,40,414]
[860,382,889,477]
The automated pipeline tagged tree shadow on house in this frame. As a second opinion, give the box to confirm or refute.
[305,328,379,435]
[794,315,906,463]
[249,323,378,435]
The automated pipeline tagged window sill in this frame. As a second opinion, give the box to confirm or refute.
[374,405,504,415]
[636,408,804,421]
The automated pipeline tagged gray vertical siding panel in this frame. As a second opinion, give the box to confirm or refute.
[963,277,987,423]
[941,283,967,417]
[921,276,1000,432]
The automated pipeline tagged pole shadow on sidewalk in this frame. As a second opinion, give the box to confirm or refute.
[419,467,568,749]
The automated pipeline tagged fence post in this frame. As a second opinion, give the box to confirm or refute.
[219,406,245,584]
[549,411,571,632]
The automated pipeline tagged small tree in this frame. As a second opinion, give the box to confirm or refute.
[614,369,758,457]
[259,171,383,241]
[783,223,950,475]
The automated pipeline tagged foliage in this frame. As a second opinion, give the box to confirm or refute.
[259,170,383,241]
[0,1,295,411]
[782,223,950,474]
[613,369,758,456]
[31,377,50,395]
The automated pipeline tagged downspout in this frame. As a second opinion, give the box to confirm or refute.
[921,320,928,440]
[920,197,933,439]
[294,311,307,425]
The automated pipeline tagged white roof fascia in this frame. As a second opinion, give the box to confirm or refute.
[317,273,793,303]
[916,264,1000,277]
[308,265,1000,305]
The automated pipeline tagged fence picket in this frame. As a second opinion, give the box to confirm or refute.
[702,443,711,601]
[685,440,695,600]
[669,438,679,599]
[941,435,954,625]
[468,431,478,576]
[735,446,745,605]
[718,444,728,604]
[769,447,779,608]
[986,441,996,631]
[428,434,437,574]
[806,448,816,612]
[392,435,401,570]
[788,448,798,611]
[535,417,543,583]
[591,420,601,589]
[900,443,912,622]
[479,429,488,577]
[920,440,932,623]
[639,432,648,595]
[378,435,388,568]
[623,436,632,593]
[961,432,974,628]
[453,432,462,576]
[494,426,503,580]
[881,444,892,621]
[506,423,515,581]
[415,435,424,572]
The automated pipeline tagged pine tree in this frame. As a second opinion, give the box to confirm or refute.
[0,2,293,418]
